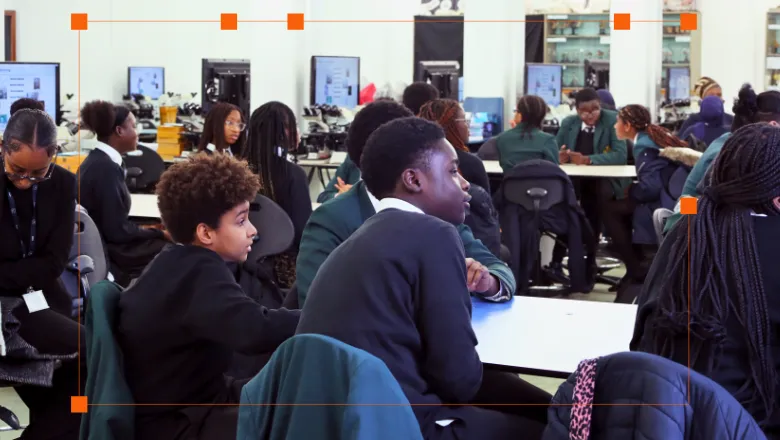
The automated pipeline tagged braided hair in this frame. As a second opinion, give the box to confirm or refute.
[418,99,468,152]
[516,95,549,138]
[645,123,780,425]
[240,101,298,203]
[618,104,688,148]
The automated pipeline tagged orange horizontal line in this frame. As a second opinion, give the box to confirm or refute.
[88,20,220,23]
[87,403,689,407]
[84,19,682,24]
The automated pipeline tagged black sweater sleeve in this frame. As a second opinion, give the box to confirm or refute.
[285,164,313,248]
[418,222,483,403]
[96,166,163,244]
[0,170,76,292]
[181,257,300,355]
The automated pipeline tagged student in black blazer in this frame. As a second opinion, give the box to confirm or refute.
[197,102,247,157]
[118,153,299,440]
[78,101,171,286]
[239,101,312,289]
[0,109,86,439]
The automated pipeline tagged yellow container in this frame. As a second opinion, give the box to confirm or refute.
[160,106,178,125]
[55,154,87,173]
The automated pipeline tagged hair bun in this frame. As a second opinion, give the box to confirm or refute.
[732,83,759,117]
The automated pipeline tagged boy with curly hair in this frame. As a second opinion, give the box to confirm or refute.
[118,153,300,440]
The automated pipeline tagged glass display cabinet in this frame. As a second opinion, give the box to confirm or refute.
[766,10,780,89]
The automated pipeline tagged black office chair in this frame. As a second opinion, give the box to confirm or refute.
[502,177,570,297]
[244,194,296,272]
[124,145,166,193]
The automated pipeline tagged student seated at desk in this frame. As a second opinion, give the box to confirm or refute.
[664,85,780,234]
[552,87,629,279]
[298,117,549,440]
[494,95,558,173]
[603,105,690,289]
[631,123,780,437]
[78,100,171,286]
[402,81,440,116]
[0,109,87,439]
[240,101,312,289]
[197,102,247,157]
[118,153,300,440]
[295,100,516,305]
[418,99,491,193]
[316,155,360,203]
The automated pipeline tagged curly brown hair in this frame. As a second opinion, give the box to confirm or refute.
[155,153,261,244]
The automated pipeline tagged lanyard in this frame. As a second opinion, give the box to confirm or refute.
[5,184,38,258]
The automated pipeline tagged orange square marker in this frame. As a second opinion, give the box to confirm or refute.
[221,13,238,30]
[613,13,631,30]
[287,13,304,31]
[71,396,88,413]
[71,13,88,31]
[680,196,698,215]
[680,13,697,31]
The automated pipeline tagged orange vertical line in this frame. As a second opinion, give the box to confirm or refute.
[77,29,82,395]
[687,214,691,404]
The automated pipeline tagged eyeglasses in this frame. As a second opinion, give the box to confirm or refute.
[2,154,57,183]
[225,120,247,131]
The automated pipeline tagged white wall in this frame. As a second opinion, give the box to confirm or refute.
[698,0,776,104]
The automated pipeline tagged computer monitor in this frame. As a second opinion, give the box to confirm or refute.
[417,61,460,101]
[525,64,563,107]
[667,67,691,101]
[0,62,60,132]
[310,56,360,108]
[467,112,501,143]
[202,59,251,117]
[128,67,165,100]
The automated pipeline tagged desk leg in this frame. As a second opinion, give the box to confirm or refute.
[317,167,327,188]
[306,167,316,184]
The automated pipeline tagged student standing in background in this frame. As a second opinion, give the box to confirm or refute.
[78,100,171,286]
[0,109,86,439]
[240,101,312,289]
[197,102,247,157]
[494,95,558,173]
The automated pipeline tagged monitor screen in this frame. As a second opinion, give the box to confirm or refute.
[526,64,563,107]
[0,62,59,133]
[311,56,360,108]
[668,67,690,101]
[129,67,165,99]
[467,112,501,143]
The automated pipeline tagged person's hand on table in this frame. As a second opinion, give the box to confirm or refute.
[335,177,352,195]
[568,152,592,165]
[465,258,499,295]
[559,145,570,164]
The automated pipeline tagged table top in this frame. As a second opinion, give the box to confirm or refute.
[482,160,636,178]
[471,296,637,377]
[129,194,320,219]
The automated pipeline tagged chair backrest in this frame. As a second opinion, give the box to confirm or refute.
[501,177,566,212]
[246,194,295,264]
[123,145,165,193]
[72,205,109,286]
[653,208,673,244]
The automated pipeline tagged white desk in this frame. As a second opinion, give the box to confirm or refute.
[471,297,637,378]
[482,160,636,178]
[129,194,320,219]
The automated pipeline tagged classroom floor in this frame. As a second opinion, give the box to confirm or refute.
[0,266,624,437]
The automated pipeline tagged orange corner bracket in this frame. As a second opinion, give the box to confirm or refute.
[287,13,304,31]
[680,13,697,31]
[613,13,630,30]
[221,13,238,30]
[71,13,88,31]
[680,196,698,215]
[71,396,88,413]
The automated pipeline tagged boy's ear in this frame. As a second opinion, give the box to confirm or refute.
[195,223,215,245]
[400,168,423,194]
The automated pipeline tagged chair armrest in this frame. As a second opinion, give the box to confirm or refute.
[66,255,95,276]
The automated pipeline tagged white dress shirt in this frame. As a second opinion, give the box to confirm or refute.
[95,141,124,167]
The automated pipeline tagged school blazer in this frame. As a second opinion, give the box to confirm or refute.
[316,156,362,203]
[495,124,559,173]
[295,181,516,305]
[555,110,631,198]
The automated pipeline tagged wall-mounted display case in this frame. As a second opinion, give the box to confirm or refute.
[661,11,701,100]
[542,13,611,96]
[766,10,780,89]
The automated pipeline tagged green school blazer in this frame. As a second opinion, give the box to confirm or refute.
[316,156,362,203]
[495,124,559,173]
[555,109,631,198]
[295,181,516,306]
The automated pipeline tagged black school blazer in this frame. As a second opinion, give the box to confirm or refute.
[0,164,77,314]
